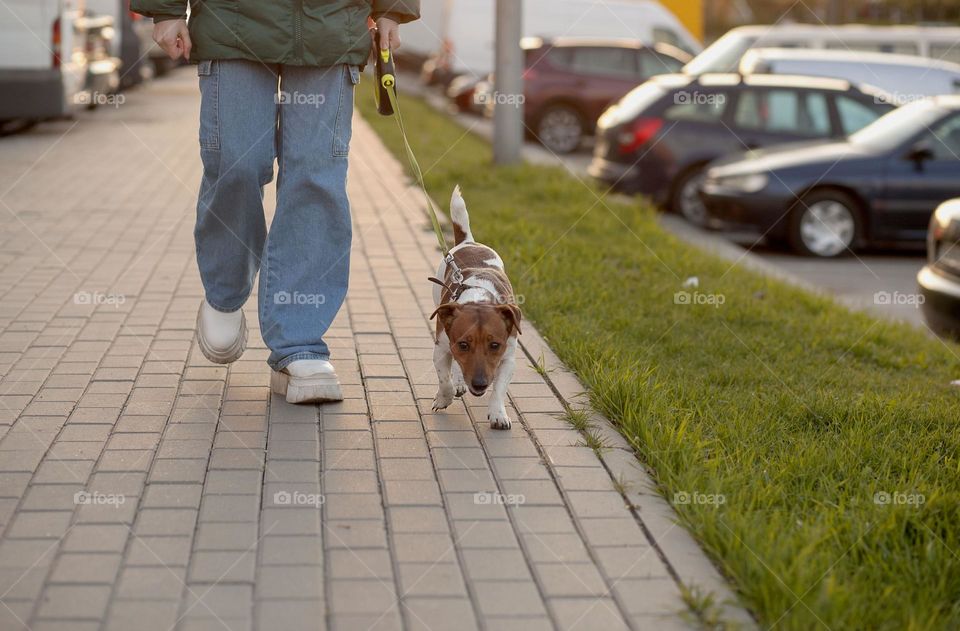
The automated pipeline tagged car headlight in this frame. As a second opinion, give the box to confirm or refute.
[928,213,942,264]
[928,202,960,264]
[716,173,769,193]
[936,241,952,263]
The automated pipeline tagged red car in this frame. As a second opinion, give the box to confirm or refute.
[520,37,691,153]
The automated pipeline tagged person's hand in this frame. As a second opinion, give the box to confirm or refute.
[153,18,191,61]
[376,17,400,51]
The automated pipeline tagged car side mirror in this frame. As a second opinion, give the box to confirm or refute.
[905,141,934,168]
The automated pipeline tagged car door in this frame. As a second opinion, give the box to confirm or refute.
[878,113,960,240]
[655,86,736,176]
[566,46,642,124]
[728,86,833,150]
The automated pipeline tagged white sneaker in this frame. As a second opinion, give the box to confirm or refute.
[271,359,343,404]
[196,300,247,364]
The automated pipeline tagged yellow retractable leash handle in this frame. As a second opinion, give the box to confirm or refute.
[372,38,396,116]
[370,28,461,281]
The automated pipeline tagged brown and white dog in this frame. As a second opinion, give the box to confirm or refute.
[430,186,521,430]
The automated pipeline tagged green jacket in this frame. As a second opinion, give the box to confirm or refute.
[130,0,419,67]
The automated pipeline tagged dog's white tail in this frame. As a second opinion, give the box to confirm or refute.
[450,185,473,245]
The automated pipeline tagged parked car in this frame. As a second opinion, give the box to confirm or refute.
[130,13,158,78]
[0,0,115,125]
[740,48,960,104]
[78,12,121,104]
[918,199,960,338]
[447,74,490,115]
[519,37,691,153]
[700,97,960,257]
[404,0,701,79]
[684,24,960,75]
[86,0,146,88]
[421,50,459,89]
[588,73,895,224]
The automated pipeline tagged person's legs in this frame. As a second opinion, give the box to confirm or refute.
[195,59,279,312]
[259,63,359,372]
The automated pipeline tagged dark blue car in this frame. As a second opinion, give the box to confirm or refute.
[588,73,894,226]
[701,96,960,257]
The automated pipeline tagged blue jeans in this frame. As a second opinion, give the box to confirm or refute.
[195,59,359,371]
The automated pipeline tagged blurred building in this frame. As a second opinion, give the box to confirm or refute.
[703,0,960,41]
[658,0,704,40]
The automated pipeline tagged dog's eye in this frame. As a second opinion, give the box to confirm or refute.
[490,342,500,350]
[457,341,469,351]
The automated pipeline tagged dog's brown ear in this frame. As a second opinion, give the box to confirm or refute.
[496,304,522,335]
[430,303,461,330]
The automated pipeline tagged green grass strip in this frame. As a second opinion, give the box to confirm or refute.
[358,84,960,630]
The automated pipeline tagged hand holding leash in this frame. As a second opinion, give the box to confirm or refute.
[375,17,401,51]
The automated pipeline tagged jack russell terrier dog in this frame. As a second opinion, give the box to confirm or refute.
[430,186,521,430]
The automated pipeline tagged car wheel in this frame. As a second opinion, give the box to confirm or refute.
[764,235,790,250]
[672,168,708,226]
[788,191,861,258]
[0,119,36,137]
[536,104,583,154]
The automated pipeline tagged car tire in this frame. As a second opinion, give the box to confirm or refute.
[764,235,790,250]
[671,167,709,227]
[535,104,583,154]
[788,190,862,258]
[0,119,37,137]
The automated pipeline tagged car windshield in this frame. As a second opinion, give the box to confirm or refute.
[683,32,756,74]
[849,100,948,151]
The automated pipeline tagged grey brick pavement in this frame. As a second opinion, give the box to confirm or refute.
[0,68,753,631]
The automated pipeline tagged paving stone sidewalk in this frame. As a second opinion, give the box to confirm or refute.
[0,68,752,631]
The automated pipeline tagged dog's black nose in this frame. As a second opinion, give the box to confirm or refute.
[470,377,488,392]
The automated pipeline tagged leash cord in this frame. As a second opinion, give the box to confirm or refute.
[375,40,463,283]
[384,87,450,258]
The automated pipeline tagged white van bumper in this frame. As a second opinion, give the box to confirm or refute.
[0,70,65,121]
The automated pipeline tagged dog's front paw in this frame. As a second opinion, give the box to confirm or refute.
[432,391,454,411]
[452,367,467,398]
[487,408,512,430]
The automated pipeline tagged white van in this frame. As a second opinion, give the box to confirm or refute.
[0,0,90,122]
[403,0,702,77]
[685,24,960,75]
[741,48,960,105]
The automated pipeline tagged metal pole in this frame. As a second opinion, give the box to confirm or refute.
[493,0,523,165]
